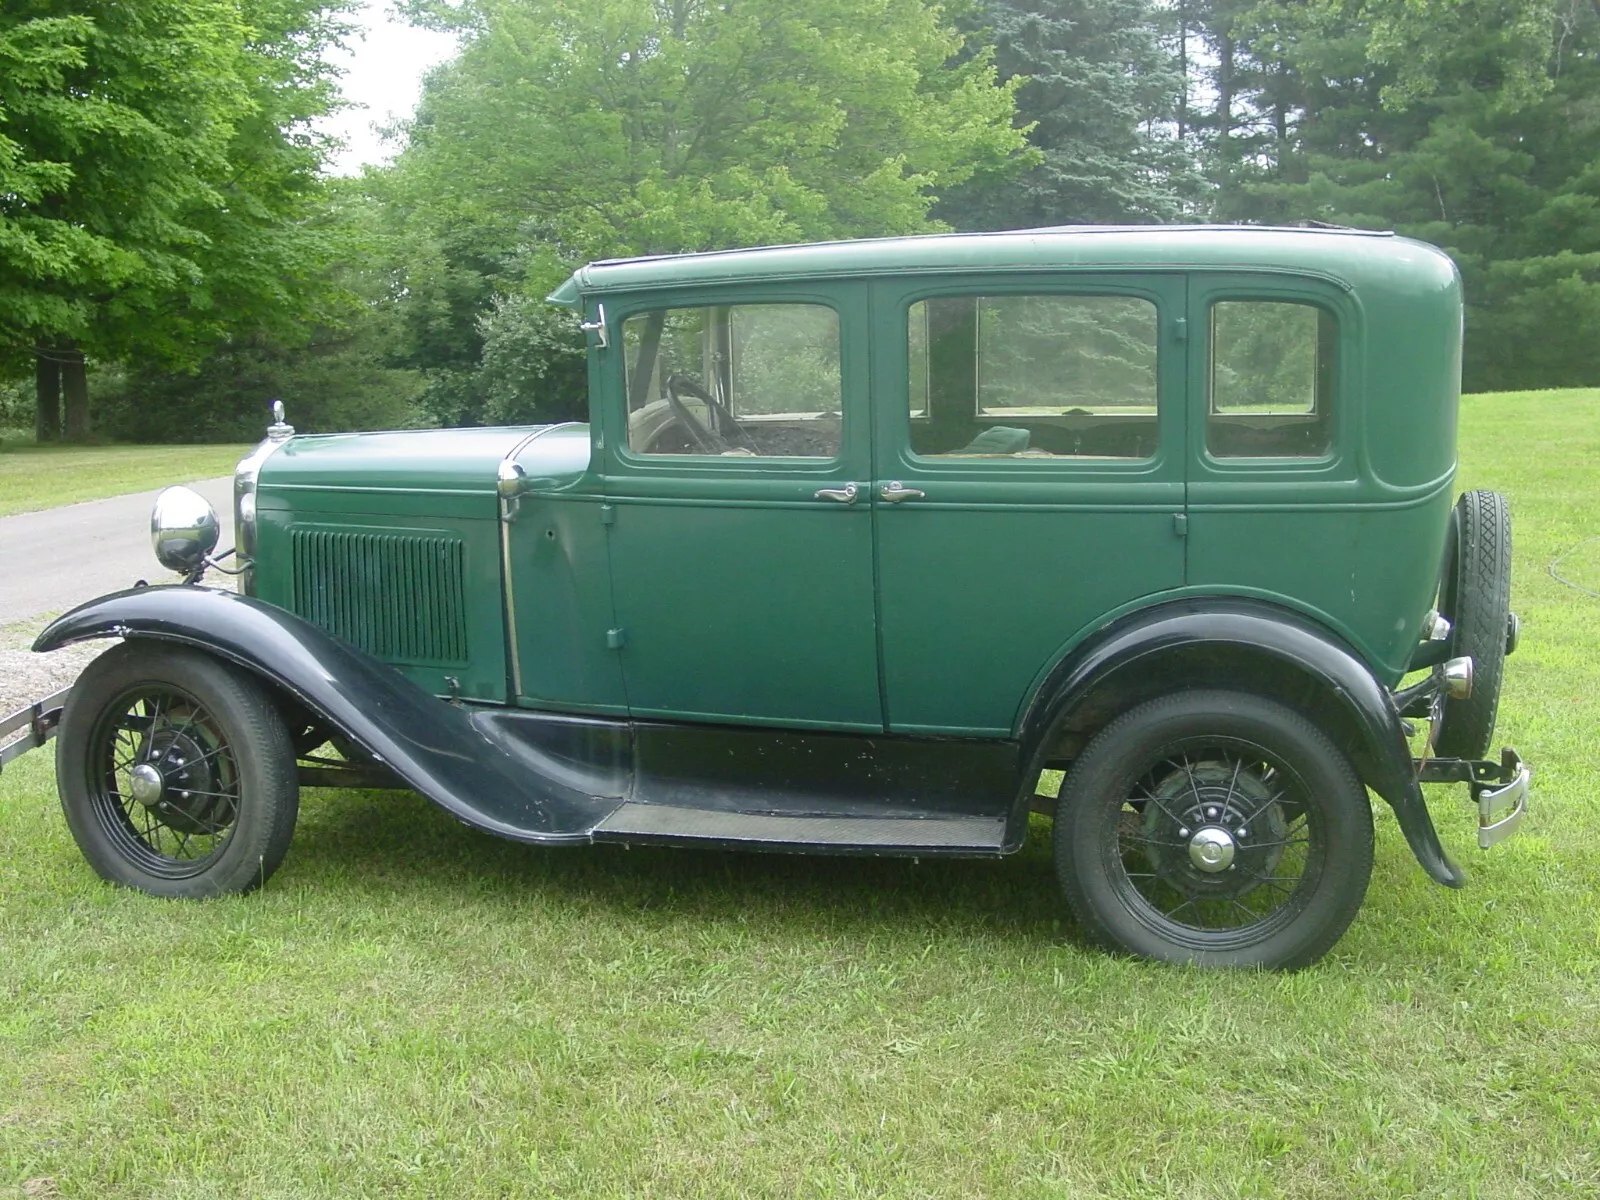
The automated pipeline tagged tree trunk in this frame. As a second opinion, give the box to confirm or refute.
[60,342,90,441]
[1176,0,1188,142]
[34,345,61,443]
[1217,33,1234,164]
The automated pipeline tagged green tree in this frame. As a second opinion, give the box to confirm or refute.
[0,1,353,439]
[936,0,1200,229]
[378,0,1029,425]
[1200,0,1600,389]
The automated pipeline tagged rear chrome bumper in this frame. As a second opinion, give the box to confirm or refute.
[1475,757,1530,849]
[1414,747,1530,850]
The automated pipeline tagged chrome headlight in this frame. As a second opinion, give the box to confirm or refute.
[151,486,220,575]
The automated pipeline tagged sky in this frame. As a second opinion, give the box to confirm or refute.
[316,1,460,175]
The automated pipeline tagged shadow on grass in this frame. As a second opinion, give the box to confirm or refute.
[286,785,1083,947]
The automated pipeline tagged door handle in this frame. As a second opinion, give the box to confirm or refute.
[814,482,860,504]
[879,481,926,503]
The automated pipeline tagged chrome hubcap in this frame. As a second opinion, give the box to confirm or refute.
[1187,825,1236,873]
[129,763,165,809]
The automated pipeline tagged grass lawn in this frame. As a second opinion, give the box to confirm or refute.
[3,390,1599,1197]
[0,442,251,517]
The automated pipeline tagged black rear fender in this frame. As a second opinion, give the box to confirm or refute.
[1018,599,1463,888]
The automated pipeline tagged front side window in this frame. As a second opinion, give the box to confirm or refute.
[1208,300,1335,458]
[623,303,841,458]
[907,294,1158,459]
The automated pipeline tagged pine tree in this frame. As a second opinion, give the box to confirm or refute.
[937,0,1199,229]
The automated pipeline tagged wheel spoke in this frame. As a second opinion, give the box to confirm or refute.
[1131,786,1188,829]
[1237,787,1287,828]
[1178,752,1205,811]
[1222,757,1243,814]
[1118,834,1188,848]
[1229,898,1261,921]
[163,786,239,802]
[140,695,167,758]
[1239,837,1308,850]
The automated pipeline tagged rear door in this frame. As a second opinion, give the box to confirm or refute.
[599,284,883,732]
[869,274,1189,736]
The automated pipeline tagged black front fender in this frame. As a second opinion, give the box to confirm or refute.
[34,586,618,843]
[1019,599,1464,888]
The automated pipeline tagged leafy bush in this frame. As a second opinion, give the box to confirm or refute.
[94,330,425,443]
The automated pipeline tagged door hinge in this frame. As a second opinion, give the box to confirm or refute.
[600,503,615,526]
[1173,512,1188,538]
[606,627,626,649]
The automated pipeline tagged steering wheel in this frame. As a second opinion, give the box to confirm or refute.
[664,374,756,454]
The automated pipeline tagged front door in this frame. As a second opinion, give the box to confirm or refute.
[869,275,1190,736]
[600,284,882,732]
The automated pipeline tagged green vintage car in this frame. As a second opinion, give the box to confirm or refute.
[3,226,1530,968]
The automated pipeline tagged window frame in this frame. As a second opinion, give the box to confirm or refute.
[886,275,1184,476]
[1188,275,1356,480]
[1204,298,1337,462]
[604,288,856,472]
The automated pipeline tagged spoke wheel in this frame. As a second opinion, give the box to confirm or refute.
[1110,742,1319,943]
[1055,690,1374,969]
[57,642,299,898]
[90,684,242,877]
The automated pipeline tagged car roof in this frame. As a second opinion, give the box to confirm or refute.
[546,225,1457,307]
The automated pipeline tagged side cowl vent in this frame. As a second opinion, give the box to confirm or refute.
[290,527,469,665]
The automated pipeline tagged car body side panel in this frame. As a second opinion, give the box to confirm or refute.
[504,423,629,714]
[1183,272,1457,684]
[867,273,1189,736]
[506,494,629,714]
[252,432,517,704]
[595,283,884,732]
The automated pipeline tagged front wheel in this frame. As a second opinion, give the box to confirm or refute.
[56,642,300,898]
[1055,690,1374,969]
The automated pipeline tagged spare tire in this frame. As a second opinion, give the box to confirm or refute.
[1434,489,1512,758]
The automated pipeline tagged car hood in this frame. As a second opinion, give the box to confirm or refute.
[257,425,592,495]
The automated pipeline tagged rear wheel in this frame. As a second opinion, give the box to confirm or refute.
[56,642,299,897]
[1434,489,1512,759]
[1055,690,1374,969]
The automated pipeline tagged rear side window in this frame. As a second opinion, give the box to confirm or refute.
[1207,301,1335,458]
[908,294,1158,460]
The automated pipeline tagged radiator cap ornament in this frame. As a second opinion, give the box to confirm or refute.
[266,399,295,442]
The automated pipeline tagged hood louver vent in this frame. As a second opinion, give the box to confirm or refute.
[289,527,469,665]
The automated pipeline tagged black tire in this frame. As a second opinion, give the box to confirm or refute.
[1054,690,1374,970]
[1434,490,1512,759]
[56,641,300,898]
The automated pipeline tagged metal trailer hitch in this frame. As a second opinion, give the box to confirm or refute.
[0,686,72,774]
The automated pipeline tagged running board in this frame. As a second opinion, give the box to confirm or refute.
[593,803,1009,856]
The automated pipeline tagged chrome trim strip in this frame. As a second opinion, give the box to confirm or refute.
[234,435,288,596]
[1477,764,1530,849]
[497,425,574,699]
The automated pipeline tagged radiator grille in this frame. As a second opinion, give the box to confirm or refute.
[290,528,469,664]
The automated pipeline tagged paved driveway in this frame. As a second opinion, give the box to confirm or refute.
[0,477,235,625]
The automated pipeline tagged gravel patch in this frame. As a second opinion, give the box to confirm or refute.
[0,615,104,720]
[1,575,240,733]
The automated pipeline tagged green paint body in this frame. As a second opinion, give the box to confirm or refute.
[251,227,1463,736]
